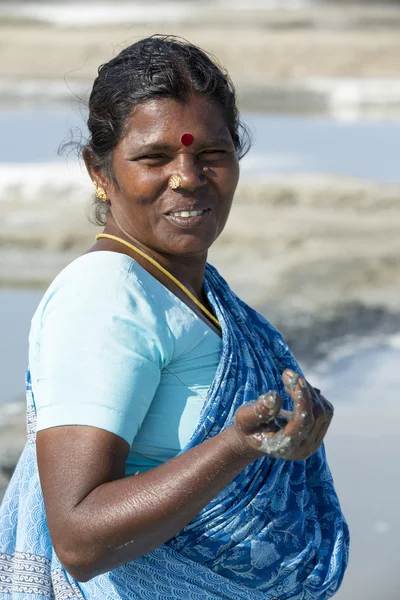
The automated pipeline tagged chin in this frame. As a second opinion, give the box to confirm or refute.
[161,230,216,258]
[165,237,213,258]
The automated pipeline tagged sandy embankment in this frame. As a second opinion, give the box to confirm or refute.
[1,5,400,113]
[2,171,400,327]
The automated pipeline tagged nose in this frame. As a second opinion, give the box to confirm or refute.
[174,155,206,192]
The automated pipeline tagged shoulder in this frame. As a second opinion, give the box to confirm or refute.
[30,252,174,348]
[48,251,137,292]
[35,251,160,314]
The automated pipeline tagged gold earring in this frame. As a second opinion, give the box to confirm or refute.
[94,182,108,202]
[168,174,182,190]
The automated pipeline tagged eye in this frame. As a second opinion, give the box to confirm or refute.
[200,149,228,160]
[135,154,170,165]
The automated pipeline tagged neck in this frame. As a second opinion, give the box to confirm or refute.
[104,212,207,299]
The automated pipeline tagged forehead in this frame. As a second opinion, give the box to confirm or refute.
[121,95,231,145]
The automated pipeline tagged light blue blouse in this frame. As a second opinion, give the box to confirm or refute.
[28,251,222,476]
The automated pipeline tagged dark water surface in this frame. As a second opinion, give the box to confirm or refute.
[2,107,400,182]
[0,289,43,404]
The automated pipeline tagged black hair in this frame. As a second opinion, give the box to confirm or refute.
[82,35,251,224]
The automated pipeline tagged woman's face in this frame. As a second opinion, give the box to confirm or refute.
[100,94,240,259]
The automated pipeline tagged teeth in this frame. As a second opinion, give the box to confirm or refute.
[171,210,204,218]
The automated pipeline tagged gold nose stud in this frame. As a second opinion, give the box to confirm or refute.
[168,174,182,190]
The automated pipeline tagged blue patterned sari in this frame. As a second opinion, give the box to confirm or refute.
[0,264,349,599]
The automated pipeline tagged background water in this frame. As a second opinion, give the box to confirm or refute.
[0,289,43,404]
[2,107,400,182]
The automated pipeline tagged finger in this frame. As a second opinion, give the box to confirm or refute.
[255,371,319,459]
[274,409,294,430]
[294,386,332,460]
[306,386,328,443]
[260,374,331,460]
[312,395,326,423]
[308,391,334,446]
[278,409,294,421]
[274,416,292,430]
[306,381,334,415]
[255,426,294,458]
[236,391,283,434]
[282,370,315,436]
[316,415,333,444]
[304,380,324,412]
[304,380,320,398]
[283,369,303,393]
[308,414,333,456]
[308,386,334,426]
[319,392,334,414]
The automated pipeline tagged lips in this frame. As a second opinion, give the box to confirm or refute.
[164,205,210,216]
[164,208,211,229]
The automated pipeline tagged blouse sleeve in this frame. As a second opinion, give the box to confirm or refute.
[31,253,174,446]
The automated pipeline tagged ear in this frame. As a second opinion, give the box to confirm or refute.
[82,147,109,191]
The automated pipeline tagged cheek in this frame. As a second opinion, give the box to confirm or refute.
[219,163,239,200]
[114,165,164,204]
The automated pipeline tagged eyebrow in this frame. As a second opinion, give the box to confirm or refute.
[128,136,233,155]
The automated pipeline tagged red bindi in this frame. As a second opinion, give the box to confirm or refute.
[180,133,194,147]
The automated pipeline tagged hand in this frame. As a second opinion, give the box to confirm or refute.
[231,369,334,461]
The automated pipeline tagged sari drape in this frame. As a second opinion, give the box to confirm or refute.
[0,264,349,599]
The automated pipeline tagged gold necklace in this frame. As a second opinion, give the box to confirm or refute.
[95,233,221,330]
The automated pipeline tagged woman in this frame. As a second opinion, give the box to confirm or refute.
[0,36,349,599]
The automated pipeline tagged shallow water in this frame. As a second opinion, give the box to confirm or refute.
[311,342,400,600]
[2,107,400,182]
[0,289,43,404]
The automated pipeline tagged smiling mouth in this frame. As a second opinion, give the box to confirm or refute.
[168,209,209,218]
[164,208,211,228]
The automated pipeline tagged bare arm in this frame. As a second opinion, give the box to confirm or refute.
[36,370,332,582]
[37,424,253,582]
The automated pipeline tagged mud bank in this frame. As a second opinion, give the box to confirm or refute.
[2,172,400,315]
[1,5,400,115]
